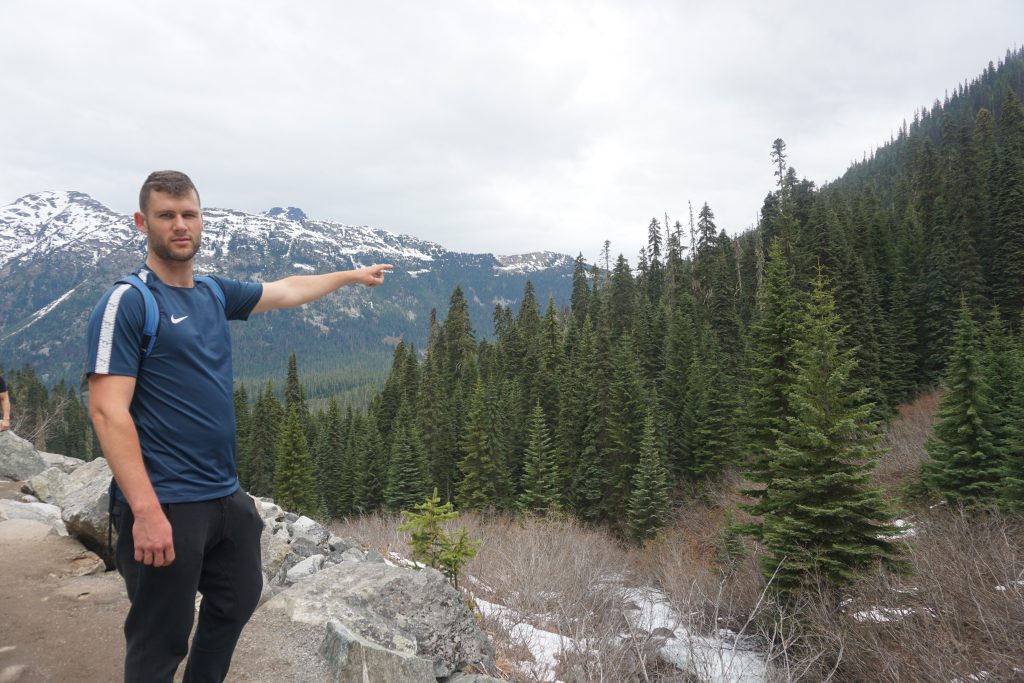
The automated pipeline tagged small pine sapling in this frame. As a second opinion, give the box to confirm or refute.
[398,488,480,589]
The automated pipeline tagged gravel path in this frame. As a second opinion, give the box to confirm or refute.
[0,481,329,683]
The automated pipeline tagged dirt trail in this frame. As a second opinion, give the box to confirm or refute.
[0,481,325,683]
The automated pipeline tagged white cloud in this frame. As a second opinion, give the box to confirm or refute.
[1,0,1021,262]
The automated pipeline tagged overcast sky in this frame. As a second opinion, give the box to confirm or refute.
[1,1,1021,262]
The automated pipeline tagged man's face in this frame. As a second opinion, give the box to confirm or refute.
[134,190,203,263]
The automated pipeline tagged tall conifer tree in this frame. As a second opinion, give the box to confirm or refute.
[384,402,429,511]
[233,383,252,489]
[247,381,282,497]
[457,380,510,510]
[626,410,672,543]
[758,273,898,597]
[518,404,561,514]
[274,405,318,517]
[922,298,1003,506]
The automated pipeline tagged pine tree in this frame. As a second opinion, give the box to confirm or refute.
[457,380,510,510]
[517,404,561,514]
[354,412,387,513]
[247,380,282,497]
[643,216,665,304]
[570,305,614,521]
[626,411,672,543]
[384,402,429,511]
[607,254,637,341]
[559,316,596,499]
[993,89,1024,323]
[921,298,1003,506]
[375,341,409,450]
[604,337,645,519]
[439,286,478,491]
[570,253,591,330]
[284,352,313,446]
[417,345,453,500]
[686,335,736,479]
[741,238,801,506]
[319,396,346,517]
[758,272,899,597]
[658,304,697,482]
[233,383,253,489]
[536,297,565,426]
[273,405,318,517]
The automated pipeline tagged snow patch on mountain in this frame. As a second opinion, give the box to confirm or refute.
[3,286,78,339]
[0,191,135,269]
[496,251,574,274]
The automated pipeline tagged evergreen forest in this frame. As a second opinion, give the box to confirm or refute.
[232,48,1024,596]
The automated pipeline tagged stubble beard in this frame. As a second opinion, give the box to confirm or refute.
[150,235,202,263]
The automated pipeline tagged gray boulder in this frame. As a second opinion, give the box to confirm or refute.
[261,561,495,681]
[60,457,115,566]
[0,499,67,536]
[290,536,321,559]
[261,520,292,579]
[0,431,46,481]
[253,497,284,522]
[291,515,330,545]
[27,466,72,506]
[39,451,86,474]
[287,554,325,583]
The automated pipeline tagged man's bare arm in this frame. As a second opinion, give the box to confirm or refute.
[88,374,175,567]
[0,391,9,431]
[251,264,393,314]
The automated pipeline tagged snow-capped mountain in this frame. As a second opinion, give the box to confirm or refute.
[0,192,576,383]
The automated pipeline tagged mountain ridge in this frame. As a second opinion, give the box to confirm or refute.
[0,191,577,386]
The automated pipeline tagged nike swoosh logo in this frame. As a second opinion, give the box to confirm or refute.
[171,315,189,324]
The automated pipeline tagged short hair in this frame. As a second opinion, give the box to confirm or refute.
[139,170,200,214]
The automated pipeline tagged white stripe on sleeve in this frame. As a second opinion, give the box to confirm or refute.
[95,284,133,375]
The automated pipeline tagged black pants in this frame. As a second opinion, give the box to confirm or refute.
[112,489,264,683]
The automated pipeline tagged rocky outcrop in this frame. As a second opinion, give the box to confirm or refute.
[262,560,495,682]
[0,431,46,481]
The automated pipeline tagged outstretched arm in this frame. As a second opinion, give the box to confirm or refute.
[89,374,175,567]
[251,263,393,314]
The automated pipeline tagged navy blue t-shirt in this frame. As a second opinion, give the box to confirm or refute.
[86,266,262,503]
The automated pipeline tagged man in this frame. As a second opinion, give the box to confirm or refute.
[0,373,9,431]
[86,170,392,683]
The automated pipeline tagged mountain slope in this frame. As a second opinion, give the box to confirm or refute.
[0,192,575,385]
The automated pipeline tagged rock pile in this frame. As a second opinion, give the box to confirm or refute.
[0,430,499,682]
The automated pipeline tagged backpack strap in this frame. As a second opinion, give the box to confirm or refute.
[114,274,160,359]
[195,275,226,310]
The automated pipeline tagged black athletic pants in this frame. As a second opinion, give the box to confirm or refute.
[112,489,264,683]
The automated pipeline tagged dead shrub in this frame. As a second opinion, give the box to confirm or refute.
[794,506,1024,682]
[875,387,940,491]
[329,510,411,559]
